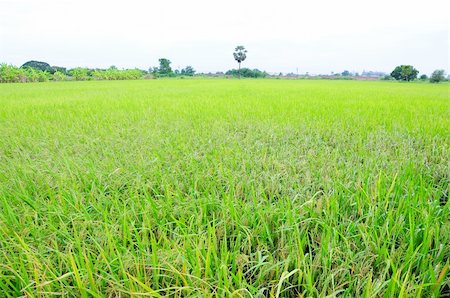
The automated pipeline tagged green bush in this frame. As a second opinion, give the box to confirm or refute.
[226,68,267,78]
[92,67,144,80]
[1,64,148,83]
[0,63,51,83]
[52,66,67,74]
[53,71,67,81]
[181,66,196,76]
[390,65,419,81]
[430,70,445,83]
[0,64,22,83]
[69,68,90,81]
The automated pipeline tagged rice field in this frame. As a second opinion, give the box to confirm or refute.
[0,79,449,297]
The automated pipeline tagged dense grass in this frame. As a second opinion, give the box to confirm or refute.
[0,79,448,297]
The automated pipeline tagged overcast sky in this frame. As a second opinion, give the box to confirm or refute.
[0,0,449,75]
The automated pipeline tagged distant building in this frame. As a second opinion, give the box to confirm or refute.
[361,71,386,78]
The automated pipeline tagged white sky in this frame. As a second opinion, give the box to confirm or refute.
[1,0,449,75]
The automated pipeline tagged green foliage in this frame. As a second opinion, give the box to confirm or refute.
[430,69,445,83]
[390,65,419,81]
[381,75,394,81]
[419,74,428,80]
[233,46,247,78]
[52,66,67,74]
[149,59,181,78]
[148,67,158,77]
[68,68,90,80]
[92,67,144,80]
[0,63,50,83]
[53,71,67,81]
[21,60,54,74]
[233,45,247,63]
[0,63,24,82]
[37,71,50,82]
[24,67,40,82]
[226,68,267,78]
[157,58,173,77]
[181,66,196,76]
[341,70,351,76]
[1,63,146,83]
[0,80,448,296]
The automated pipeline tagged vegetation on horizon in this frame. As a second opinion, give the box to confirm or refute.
[233,46,248,79]
[149,59,196,78]
[430,69,446,83]
[390,65,419,81]
[0,57,447,83]
[225,68,268,78]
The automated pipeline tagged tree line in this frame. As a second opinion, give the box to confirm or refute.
[0,62,147,83]
[0,60,266,83]
[0,59,200,83]
[0,46,447,83]
[0,46,265,82]
[377,65,447,83]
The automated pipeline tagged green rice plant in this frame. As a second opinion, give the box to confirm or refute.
[0,79,448,297]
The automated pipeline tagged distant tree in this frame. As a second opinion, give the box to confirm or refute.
[430,69,445,83]
[148,67,159,77]
[52,71,67,81]
[21,67,37,82]
[158,58,173,77]
[390,65,419,81]
[21,60,55,74]
[419,74,428,80]
[91,67,144,80]
[52,66,67,75]
[341,70,351,76]
[0,63,22,83]
[225,68,267,78]
[36,70,50,82]
[0,63,55,83]
[181,66,196,76]
[233,46,247,79]
[69,68,89,80]
[2,63,147,83]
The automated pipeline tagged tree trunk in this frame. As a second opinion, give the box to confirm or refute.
[238,62,241,79]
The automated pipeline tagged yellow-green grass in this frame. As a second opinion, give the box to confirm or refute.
[0,79,449,297]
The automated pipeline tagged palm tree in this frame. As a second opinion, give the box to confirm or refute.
[233,46,247,79]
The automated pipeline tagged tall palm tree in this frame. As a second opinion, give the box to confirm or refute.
[233,46,247,79]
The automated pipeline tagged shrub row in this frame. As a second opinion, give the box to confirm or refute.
[0,64,147,83]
